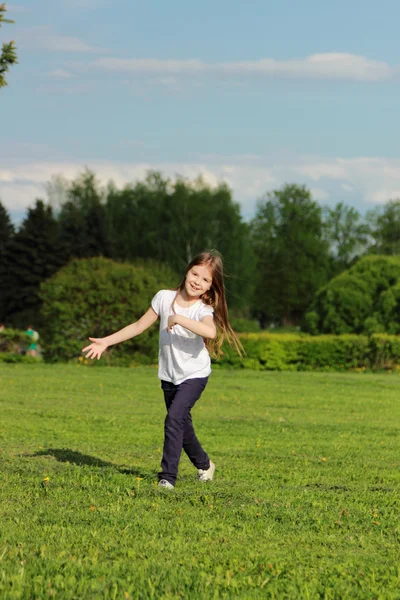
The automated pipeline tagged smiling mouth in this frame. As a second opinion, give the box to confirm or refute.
[190,283,200,291]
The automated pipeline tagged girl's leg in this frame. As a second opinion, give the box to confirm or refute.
[182,412,210,470]
[159,377,209,485]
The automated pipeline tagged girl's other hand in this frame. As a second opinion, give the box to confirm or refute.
[82,337,108,360]
[167,315,179,332]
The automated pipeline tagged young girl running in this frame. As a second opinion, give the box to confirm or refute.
[82,250,243,489]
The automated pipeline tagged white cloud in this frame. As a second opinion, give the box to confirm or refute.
[296,162,347,180]
[90,53,396,82]
[310,188,329,201]
[295,157,400,205]
[18,26,109,54]
[0,183,45,211]
[370,188,400,203]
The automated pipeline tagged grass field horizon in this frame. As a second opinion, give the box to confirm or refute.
[1,364,400,599]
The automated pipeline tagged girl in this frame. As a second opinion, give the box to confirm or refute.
[82,250,243,489]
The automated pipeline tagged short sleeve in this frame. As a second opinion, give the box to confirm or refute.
[198,302,214,321]
[151,290,164,316]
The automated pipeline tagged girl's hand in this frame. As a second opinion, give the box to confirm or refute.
[82,337,108,360]
[167,315,180,332]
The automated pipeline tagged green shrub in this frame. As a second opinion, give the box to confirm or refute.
[368,333,400,370]
[0,353,40,364]
[230,317,261,333]
[218,332,399,371]
[0,328,31,354]
[39,257,178,364]
[305,256,400,335]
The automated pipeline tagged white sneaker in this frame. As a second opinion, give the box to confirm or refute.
[198,461,215,482]
[158,479,174,489]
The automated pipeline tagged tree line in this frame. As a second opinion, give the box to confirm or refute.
[1,169,399,329]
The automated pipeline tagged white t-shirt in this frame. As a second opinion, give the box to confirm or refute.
[151,289,214,385]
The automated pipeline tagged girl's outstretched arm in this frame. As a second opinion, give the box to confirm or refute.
[82,307,159,360]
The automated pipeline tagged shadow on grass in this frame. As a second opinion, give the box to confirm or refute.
[29,448,155,478]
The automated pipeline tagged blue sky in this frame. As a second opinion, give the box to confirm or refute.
[2,0,400,223]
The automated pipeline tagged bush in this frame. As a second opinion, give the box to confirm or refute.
[0,353,40,364]
[230,317,260,333]
[305,256,400,335]
[39,257,179,364]
[0,328,31,354]
[218,332,400,371]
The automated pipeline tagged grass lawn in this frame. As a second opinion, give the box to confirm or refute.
[1,364,400,599]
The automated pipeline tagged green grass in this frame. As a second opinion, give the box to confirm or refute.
[1,365,400,599]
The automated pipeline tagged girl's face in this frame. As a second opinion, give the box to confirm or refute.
[185,264,213,299]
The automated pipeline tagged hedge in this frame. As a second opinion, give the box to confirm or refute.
[216,332,400,372]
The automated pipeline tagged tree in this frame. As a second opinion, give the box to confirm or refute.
[0,3,17,89]
[366,199,400,256]
[323,202,370,274]
[250,184,330,326]
[305,255,400,335]
[0,200,14,321]
[58,169,112,259]
[3,200,63,327]
[105,171,255,310]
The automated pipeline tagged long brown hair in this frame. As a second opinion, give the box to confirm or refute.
[176,250,244,359]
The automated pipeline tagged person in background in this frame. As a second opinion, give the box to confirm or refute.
[26,325,39,357]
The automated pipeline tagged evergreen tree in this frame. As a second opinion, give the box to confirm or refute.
[4,200,62,327]
[0,200,14,321]
[58,200,89,261]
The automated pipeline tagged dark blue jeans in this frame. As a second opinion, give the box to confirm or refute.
[159,377,210,485]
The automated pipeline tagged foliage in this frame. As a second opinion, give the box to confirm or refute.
[1,365,400,598]
[0,200,14,321]
[39,256,179,364]
[250,184,330,327]
[0,3,17,89]
[305,255,400,335]
[105,171,255,310]
[229,316,261,333]
[366,199,400,255]
[323,202,369,274]
[3,200,64,328]
[0,327,30,353]
[217,331,400,371]
[58,170,112,260]
[0,351,39,363]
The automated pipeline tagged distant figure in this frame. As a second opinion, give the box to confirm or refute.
[26,325,39,357]
[0,324,5,333]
